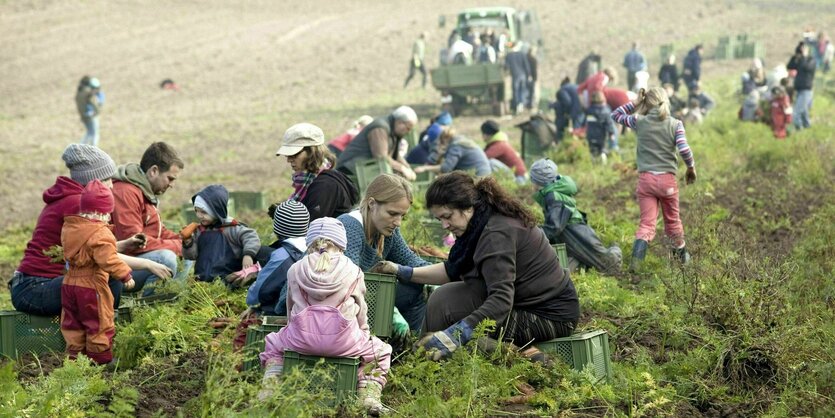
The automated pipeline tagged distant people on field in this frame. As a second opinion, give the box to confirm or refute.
[279,123,359,221]
[552,76,584,140]
[576,51,602,84]
[663,84,687,119]
[61,179,134,365]
[480,120,527,183]
[476,34,497,63]
[530,159,622,275]
[448,37,474,65]
[682,98,705,127]
[327,115,374,158]
[526,46,539,109]
[413,127,492,177]
[787,42,816,131]
[159,79,180,91]
[336,106,418,181]
[404,32,428,88]
[738,89,763,122]
[75,76,104,147]
[111,142,184,295]
[658,54,680,92]
[407,111,453,165]
[611,87,697,272]
[820,32,834,72]
[182,184,263,285]
[682,44,704,93]
[578,67,618,107]
[505,43,532,114]
[623,41,648,92]
[687,82,716,116]
[584,91,618,162]
[742,58,767,94]
[769,86,793,139]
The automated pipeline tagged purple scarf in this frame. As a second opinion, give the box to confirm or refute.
[289,161,332,201]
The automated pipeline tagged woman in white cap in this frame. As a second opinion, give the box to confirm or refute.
[276,123,360,222]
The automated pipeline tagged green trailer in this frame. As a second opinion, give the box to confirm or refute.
[433,7,542,116]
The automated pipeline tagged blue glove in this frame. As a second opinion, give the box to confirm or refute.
[418,319,474,361]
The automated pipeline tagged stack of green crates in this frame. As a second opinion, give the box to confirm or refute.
[715,36,736,60]
[0,311,64,359]
[536,329,612,383]
[242,316,287,371]
[283,351,360,406]
[551,243,569,268]
[363,273,397,338]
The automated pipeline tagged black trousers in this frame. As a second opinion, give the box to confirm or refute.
[422,280,576,345]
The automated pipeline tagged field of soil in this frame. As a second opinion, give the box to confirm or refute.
[1,0,833,229]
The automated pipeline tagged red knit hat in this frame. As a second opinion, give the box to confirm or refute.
[80,179,114,215]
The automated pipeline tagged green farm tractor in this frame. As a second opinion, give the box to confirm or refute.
[432,7,542,116]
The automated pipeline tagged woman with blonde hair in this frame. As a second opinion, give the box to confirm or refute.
[337,173,430,336]
[611,87,697,272]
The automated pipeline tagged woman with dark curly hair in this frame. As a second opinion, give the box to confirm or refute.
[374,171,580,362]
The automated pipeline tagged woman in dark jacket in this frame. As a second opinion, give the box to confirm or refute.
[276,123,360,222]
[658,54,680,91]
[374,171,580,362]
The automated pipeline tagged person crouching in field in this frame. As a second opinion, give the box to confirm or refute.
[181,184,263,285]
[611,87,697,272]
[61,179,134,365]
[259,217,392,414]
[584,91,617,164]
[530,159,622,275]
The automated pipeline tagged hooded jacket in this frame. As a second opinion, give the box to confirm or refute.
[301,170,359,222]
[285,252,369,332]
[18,177,84,277]
[484,132,527,176]
[61,216,132,286]
[111,163,182,256]
[182,185,261,279]
[534,176,585,241]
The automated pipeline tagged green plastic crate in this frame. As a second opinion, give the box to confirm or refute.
[283,351,360,406]
[0,311,64,359]
[536,330,612,383]
[228,191,266,212]
[363,273,396,338]
[354,158,392,197]
[242,316,287,371]
[552,243,568,268]
[116,306,133,324]
[521,130,547,167]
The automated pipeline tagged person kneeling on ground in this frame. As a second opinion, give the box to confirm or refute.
[530,159,622,275]
[259,218,392,415]
[182,184,263,285]
[372,172,580,365]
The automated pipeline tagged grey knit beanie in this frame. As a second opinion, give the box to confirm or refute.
[62,144,117,185]
[273,200,310,239]
[306,217,348,250]
[529,158,559,187]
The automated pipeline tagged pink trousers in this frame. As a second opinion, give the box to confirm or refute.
[635,172,685,247]
[260,305,392,387]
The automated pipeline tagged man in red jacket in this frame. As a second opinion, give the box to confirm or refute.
[111,142,184,294]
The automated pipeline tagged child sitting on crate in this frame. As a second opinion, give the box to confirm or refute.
[259,217,392,414]
[61,179,135,365]
[529,159,622,276]
[181,184,262,284]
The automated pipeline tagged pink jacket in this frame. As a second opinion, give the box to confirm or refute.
[285,252,369,332]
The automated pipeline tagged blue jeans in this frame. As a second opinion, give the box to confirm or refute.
[395,282,427,333]
[80,116,100,147]
[10,272,123,316]
[793,89,813,130]
[126,250,180,296]
[511,77,529,111]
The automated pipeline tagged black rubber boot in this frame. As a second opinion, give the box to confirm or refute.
[629,239,648,273]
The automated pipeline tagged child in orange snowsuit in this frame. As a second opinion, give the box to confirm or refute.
[61,179,134,364]
[770,86,792,139]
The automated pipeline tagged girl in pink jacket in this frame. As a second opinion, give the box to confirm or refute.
[259,217,392,414]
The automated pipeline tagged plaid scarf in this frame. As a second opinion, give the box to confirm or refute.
[289,161,332,201]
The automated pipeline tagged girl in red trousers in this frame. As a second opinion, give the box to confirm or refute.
[770,86,793,139]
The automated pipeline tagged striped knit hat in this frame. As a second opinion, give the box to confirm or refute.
[272,200,310,239]
[305,217,347,250]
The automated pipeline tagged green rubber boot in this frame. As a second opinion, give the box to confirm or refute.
[629,239,648,273]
